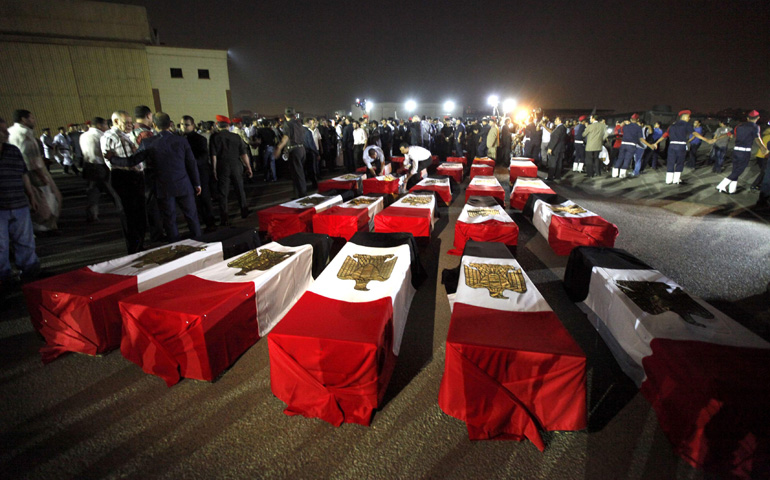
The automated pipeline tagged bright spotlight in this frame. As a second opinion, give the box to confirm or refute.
[514,107,529,123]
[365,101,373,113]
[405,100,417,112]
[502,98,517,114]
[487,95,499,107]
[443,100,455,113]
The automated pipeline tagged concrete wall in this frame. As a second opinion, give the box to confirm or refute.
[0,0,152,43]
[0,40,154,132]
[145,46,230,124]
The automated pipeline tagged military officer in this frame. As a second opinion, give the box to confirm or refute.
[653,110,714,184]
[715,110,768,194]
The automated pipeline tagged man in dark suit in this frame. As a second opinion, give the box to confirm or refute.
[140,112,202,241]
[182,115,216,232]
[546,116,567,181]
[341,117,354,173]
[210,115,253,225]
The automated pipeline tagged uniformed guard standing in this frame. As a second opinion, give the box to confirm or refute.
[653,110,713,184]
[612,114,655,178]
[715,110,768,194]
[274,107,307,198]
[572,115,587,172]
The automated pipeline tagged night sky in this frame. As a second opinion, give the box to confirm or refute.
[106,0,769,116]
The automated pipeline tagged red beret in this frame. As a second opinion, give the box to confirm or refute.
[678,110,691,117]
[232,117,242,123]
[215,115,230,124]
[578,115,587,122]
[85,121,91,125]
[630,113,639,120]
[748,110,760,118]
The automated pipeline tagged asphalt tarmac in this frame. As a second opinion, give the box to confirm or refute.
[2,158,768,480]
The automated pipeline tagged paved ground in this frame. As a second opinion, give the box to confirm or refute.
[1,159,768,480]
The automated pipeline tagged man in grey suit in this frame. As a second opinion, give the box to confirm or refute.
[139,112,202,241]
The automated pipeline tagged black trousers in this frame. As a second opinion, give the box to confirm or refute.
[585,150,600,177]
[547,150,564,180]
[381,141,392,163]
[305,150,319,187]
[288,146,307,198]
[343,146,354,173]
[144,173,164,241]
[83,163,122,220]
[110,169,146,254]
[217,165,248,223]
[195,161,216,228]
[158,190,201,241]
[353,144,364,169]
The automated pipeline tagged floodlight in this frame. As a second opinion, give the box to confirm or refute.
[502,98,517,114]
[405,100,417,112]
[443,100,455,113]
[487,95,499,107]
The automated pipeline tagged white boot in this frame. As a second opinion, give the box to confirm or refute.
[716,177,730,193]
[673,172,682,184]
[665,172,673,184]
[619,169,627,178]
[572,163,578,171]
[728,181,737,194]
[578,162,584,172]
[612,168,619,178]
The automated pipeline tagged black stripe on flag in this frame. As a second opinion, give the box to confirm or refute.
[563,246,652,302]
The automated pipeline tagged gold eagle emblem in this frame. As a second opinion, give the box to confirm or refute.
[616,280,713,328]
[337,254,397,291]
[421,179,444,186]
[130,245,206,268]
[464,262,527,299]
[296,196,328,207]
[467,208,500,218]
[227,249,295,276]
[382,175,397,181]
[473,178,498,186]
[549,204,588,215]
[348,197,376,206]
[338,174,362,180]
[399,195,432,206]
[516,178,544,188]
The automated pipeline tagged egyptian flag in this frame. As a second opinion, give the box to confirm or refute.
[362,174,406,196]
[409,176,452,204]
[23,240,224,363]
[565,246,770,475]
[318,173,365,195]
[473,157,496,167]
[510,176,554,210]
[465,175,506,206]
[439,243,587,449]
[448,196,518,255]
[119,242,314,387]
[374,193,436,238]
[436,162,464,183]
[257,194,342,240]
[311,196,384,240]
[509,159,538,183]
[524,194,618,256]
[268,236,417,426]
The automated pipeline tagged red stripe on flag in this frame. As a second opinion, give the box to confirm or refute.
[312,207,369,240]
[548,215,618,256]
[120,276,258,386]
[374,207,432,237]
[449,220,518,255]
[269,292,396,426]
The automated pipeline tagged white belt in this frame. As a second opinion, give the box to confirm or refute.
[621,142,637,147]
[574,140,584,144]
[670,141,686,145]
[734,146,751,152]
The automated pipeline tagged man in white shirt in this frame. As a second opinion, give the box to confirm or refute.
[362,145,385,178]
[53,126,79,175]
[101,111,147,253]
[353,120,367,169]
[8,109,61,232]
[399,143,431,188]
[81,117,122,223]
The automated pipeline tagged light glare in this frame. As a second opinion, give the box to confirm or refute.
[405,100,417,112]
[487,95,499,107]
[502,98,517,114]
[443,100,455,113]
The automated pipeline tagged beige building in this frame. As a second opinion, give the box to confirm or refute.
[0,0,231,133]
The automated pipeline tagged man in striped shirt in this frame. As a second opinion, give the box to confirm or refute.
[0,116,40,288]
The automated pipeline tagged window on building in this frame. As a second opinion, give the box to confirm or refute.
[170,68,183,78]
[198,69,210,79]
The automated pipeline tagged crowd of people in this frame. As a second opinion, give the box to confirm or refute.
[2,104,769,291]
